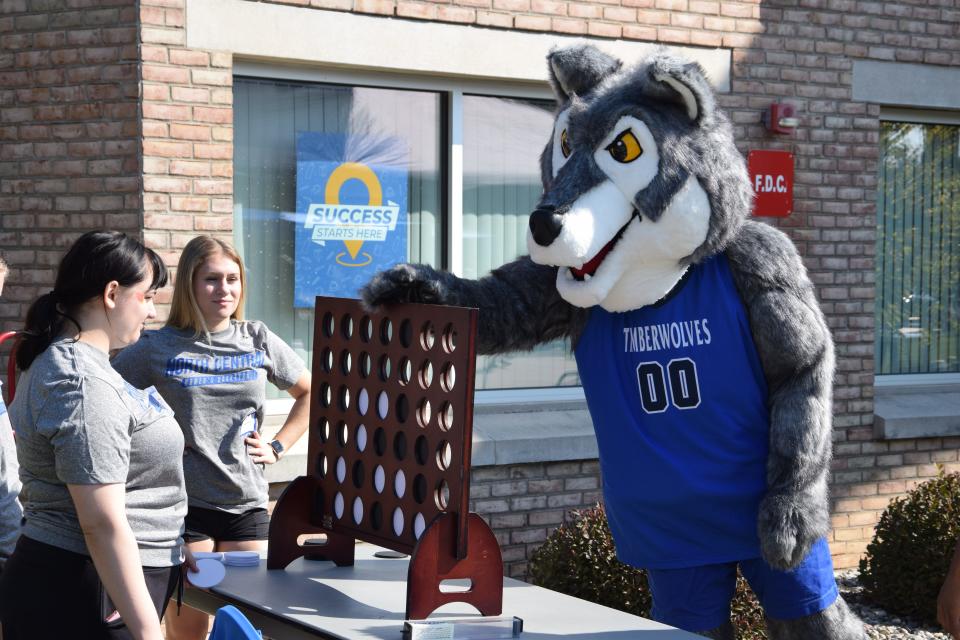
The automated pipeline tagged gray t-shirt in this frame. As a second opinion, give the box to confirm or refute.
[112,321,305,513]
[10,339,186,566]
[0,382,22,558]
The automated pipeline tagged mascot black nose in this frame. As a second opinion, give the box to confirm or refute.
[529,206,564,246]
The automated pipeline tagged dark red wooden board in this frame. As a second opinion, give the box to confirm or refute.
[306,297,478,556]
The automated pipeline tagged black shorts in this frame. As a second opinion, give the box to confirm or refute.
[183,506,269,544]
[0,535,179,640]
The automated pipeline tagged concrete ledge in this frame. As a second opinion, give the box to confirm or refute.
[472,406,597,466]
[853,60,960,110]
[874,383,960,439]
[262,403,597,483]
[187,0,731,91]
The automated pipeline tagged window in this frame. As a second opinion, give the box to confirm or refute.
[876,118,960,375]
[234,75,578,396]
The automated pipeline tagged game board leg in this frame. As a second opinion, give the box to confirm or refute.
[406,513,503,620]
[267,475,356,569]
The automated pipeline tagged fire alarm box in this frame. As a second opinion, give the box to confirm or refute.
[763,102,799,135]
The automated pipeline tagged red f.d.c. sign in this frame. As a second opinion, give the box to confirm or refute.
[747,150,794,217]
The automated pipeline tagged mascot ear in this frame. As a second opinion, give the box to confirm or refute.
[649,54,716,126]
[547,44,622,101]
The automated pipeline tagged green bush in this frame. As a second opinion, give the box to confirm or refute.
[859,469,960,624]
[529,504,767,639]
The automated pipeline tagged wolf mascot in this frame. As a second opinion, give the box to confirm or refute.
[363,45,865,640]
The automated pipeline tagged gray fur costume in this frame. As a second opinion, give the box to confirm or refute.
[363,45,865,640]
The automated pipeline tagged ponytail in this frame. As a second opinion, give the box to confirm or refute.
[16,231,167,370]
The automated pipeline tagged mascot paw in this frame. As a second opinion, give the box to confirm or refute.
[361,263,445,310]
[757,493,826,571]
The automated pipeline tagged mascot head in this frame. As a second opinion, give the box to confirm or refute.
[527,44,753,312]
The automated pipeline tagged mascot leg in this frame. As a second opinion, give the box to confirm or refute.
[699,621,735,639]
[766,597,866,640]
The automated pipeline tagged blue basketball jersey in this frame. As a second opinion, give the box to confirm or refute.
[574,253,770,569]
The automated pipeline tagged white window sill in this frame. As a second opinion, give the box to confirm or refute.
[874,375,960,439]
[260,394,597,484]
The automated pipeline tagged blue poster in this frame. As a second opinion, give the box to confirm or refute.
[295,132,408,307]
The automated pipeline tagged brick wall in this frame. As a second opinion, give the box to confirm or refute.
[2,0,960,573]
[0,0,141,325]
[469,460,602,578]
[138,0,233,317]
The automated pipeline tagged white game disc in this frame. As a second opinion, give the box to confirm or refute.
[222,551,260,567]
[187,558,226,589]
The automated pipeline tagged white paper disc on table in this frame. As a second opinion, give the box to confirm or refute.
[187,558,226,588]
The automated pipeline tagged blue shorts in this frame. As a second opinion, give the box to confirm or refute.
[646,538,839,633]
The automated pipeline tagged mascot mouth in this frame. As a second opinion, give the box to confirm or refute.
[570,209,640,281]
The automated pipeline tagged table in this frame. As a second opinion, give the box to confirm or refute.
[183,543,701,639]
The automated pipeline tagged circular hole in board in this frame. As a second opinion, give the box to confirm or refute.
[320,382,332,408]
[317,455,328,478]
[399,319,413,348]
[321,348,334,373]
[413,474,427,504]
[416,398,432,428]
[360,315,374,343]
[420,322,436,351]
[318,417,330,443]
[435,480,450,511]
[393,431,407,461]
[439,402,454,432]
[334,492,344,519]
[418,360,434,389]
[336,421,349,447]
[441,324,457,353]
[440,363,456,392]
[395,394,410,424]
[398,357,412,386]
[414,435,428,465]
[341,314,354,340]
[352,460,364,488]
[359,352,372,378]
[370,502,383,531]
[394,469,406,498]
[340,350,352,375]
[379,355,392,382]
[321,312,334,338]
[339,386,351,411]
[414,513,426,539]
[380,318,393,345]
[436,440,452,470]
[373,428,387,456]
[336,456,346,483]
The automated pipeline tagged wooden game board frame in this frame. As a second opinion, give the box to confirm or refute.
[268,297,503,620]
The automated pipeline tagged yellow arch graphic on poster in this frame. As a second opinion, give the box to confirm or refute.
[324,162,380,266]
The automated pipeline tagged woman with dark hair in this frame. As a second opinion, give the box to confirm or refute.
[0,231,194,640]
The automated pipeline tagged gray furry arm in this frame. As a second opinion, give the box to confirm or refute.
[361,258,588,355]
[726,221,835,571]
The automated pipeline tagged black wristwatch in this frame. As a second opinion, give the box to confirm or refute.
[269,439,285,460]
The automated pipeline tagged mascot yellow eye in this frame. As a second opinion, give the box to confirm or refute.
[606,129,642,163]
[560,129,571,158]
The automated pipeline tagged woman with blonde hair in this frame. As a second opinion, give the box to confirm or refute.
[113,235,311,640]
